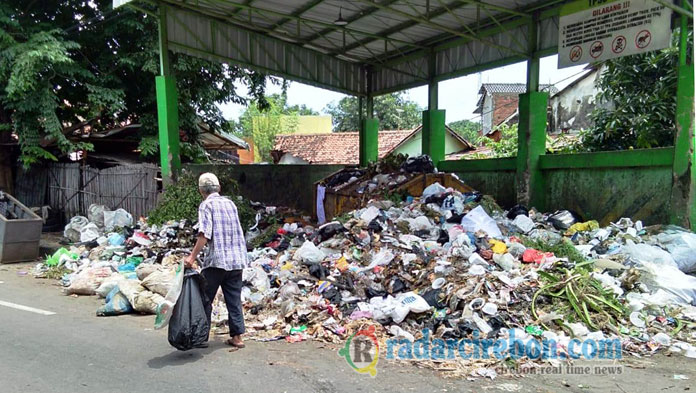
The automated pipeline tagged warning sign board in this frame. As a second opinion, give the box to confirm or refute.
[558,0,672,68]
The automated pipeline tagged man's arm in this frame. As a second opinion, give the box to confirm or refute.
[185,233,208,267]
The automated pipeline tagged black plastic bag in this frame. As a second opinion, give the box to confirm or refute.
[400,155,435,173]
[168,269,210,351]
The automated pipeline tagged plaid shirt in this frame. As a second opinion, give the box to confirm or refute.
[197,193,248,271]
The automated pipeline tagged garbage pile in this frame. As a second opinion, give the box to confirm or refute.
[34,183,696,375]
[319,154,435,198]
[225,182,696,371]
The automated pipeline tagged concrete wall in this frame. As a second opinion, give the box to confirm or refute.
[439,148,674,225]
[185,164,343,214]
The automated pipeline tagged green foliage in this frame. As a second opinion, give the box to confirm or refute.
[522,236,586,264]
[147,169,255,230]
[0,1,269,166]
[483,123,519,158]
[236,93,312,162]
[582,29,692,151]
[447,119,482,144]
[324,92,422,132]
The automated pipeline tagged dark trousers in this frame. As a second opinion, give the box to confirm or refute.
[201,268,245,337]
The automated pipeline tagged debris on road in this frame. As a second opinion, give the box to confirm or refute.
[31,161,696,376]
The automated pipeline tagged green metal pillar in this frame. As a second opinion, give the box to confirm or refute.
[423,51,445,165]
[156,5,181,184]
[669,8,695,228]
[360,95,378,167]
[516,16,547,210]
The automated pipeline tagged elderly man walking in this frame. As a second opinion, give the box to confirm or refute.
[185,173,248,348]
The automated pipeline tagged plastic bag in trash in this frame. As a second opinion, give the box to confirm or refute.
[64,216,88,242]
[548,210,578,230]
[88,204,108,228]
[96,287,133,316]
[655,226,696,273]
[243,266,271,292]
[104,208,133,231]
[637,260,696,305]
[400,155,435,173]
[460,205,503,238]
[80,222,101,243]
[422,182,447,199]
[45,247,78,267]
[141,268,177,297]
[168,269,210,350]
[293,240,325,264]
[154,260,185,330]
[65,266,113,296]
[95,273,126,298]
[132,290,165,314]
[622,240,677,269]
[397,291,431,313]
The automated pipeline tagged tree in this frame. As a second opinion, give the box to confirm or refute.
[324,92,422,132]
[582,30,692,151]
[237,93,313,162]
[0,0,269,166]
[448,119,481,144]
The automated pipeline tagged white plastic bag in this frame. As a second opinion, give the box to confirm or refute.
[104,208,133,231]
[88,204,108,228]
[398,291,430,313]
[359,206,380,223]
[243,266,271,292]
[79,223,101,243]
[622,240,677,269]
[154,260,185,329]
[637,260,696,305]
[362,249,395,271]
[461,206,503,238]
[512,214,535,233]
[422,182,446,199]
[655,227,696,273]
[64,216,88,242]
[293,240,325,263]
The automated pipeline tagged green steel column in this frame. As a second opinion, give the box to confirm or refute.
[669,9,695,228]
[516,92,548,210]
[156,5,180,184]
[516,16,546,210]
[422,109,446,165]
[359,117,379,167]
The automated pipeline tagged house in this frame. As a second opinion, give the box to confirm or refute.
[549,65,605,134]
[271,125,475,165]
[67,123,249,165]
[474,83,558,141]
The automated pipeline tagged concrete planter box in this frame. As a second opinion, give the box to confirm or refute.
[0,192,43,263]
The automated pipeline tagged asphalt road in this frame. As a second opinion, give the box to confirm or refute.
[1,262,694,393]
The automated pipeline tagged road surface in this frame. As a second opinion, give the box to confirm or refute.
[1,262,693,393]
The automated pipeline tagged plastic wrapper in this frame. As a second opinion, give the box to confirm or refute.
[80,223,101,243]
[96,287,133,316]
[154,260,185,330]
[293,240,325,264]
[104,208,133,231]
[88,204,107,228]
[64,216,88,242]
[460,206,503,238]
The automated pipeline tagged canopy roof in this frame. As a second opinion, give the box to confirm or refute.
[128,0,576,96]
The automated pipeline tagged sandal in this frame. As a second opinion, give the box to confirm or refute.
[225,338,245,348]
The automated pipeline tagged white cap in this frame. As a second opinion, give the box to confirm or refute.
[198,173,220,187]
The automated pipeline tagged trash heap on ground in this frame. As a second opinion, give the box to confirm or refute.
[34,160,696,376]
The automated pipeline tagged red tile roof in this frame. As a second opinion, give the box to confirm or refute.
[272,130,415,164]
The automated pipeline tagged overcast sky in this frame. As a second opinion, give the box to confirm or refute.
[219,54,589,125]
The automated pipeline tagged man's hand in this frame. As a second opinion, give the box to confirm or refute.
[184,254,197,268]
